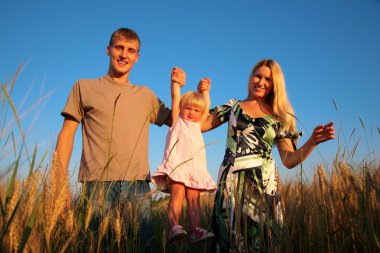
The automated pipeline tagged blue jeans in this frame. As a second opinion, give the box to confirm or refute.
[84,181,153,253]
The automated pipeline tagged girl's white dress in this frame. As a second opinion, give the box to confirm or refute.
[152,117,217,193]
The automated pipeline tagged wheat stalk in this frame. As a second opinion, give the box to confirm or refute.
[47,153,68,241]
[84,202,93,231]
[113,209,122,251]
[97,214,110,252]
[8,181,20,252]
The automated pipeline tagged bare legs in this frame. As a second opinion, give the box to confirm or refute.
[168,182,185,227]
[167,181,200,230]
[186,187,201,231]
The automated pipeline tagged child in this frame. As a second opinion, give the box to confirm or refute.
[152,67,217,244]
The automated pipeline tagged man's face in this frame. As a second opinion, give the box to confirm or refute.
[107,38,140,78]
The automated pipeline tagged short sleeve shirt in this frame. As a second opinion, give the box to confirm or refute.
[62,76,170,181]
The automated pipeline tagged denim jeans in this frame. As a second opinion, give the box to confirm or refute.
[84,180,153,253]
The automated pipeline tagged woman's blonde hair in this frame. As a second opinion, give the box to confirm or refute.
[179,91,206,113]
[248,59,296,133]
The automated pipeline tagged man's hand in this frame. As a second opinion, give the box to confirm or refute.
[171,67,186,87]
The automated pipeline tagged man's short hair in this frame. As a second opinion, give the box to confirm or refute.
[109,28,141,51]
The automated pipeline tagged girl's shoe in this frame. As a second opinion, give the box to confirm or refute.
[188,227,215,244]
[168,225,188,242]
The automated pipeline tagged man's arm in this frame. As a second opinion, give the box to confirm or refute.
[55,117,79,192]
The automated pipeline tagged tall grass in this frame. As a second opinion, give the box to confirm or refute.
[1,68,379,252]
[279,161,379,253]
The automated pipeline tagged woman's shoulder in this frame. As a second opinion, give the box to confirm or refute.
[218,98,240,108]
[212,98,239,115]
[226,98,239,105]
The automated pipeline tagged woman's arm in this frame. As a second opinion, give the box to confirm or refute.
[198,78,211,124]
[201,113,223,132]
[277,122,335,169]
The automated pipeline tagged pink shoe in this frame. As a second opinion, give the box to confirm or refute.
[188,227,215,244]
[168,225,188,242]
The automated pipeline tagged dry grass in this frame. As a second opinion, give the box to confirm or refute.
[2,160,378,252]
[279,161,380,253]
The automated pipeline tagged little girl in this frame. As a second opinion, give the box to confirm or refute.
[152,67,217,244]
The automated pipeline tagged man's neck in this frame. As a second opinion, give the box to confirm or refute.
[106,71,130,85]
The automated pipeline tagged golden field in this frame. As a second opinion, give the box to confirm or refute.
[1,68,379,252]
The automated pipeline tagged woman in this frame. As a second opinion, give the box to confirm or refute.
[199,59,335,252]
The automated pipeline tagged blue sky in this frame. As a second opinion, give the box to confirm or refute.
[1,0,379,187]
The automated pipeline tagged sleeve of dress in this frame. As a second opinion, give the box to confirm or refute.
[276,130,303,150]
[211,99,237,123]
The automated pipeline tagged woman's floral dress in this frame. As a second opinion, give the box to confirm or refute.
[212,99,301,253]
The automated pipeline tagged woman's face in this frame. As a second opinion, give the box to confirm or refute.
[248,66,273,101]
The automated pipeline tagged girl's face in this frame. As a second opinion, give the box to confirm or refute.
[180,104,203,122]
[248,66,273,101]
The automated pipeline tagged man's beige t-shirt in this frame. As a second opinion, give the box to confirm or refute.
[61,76,170,182]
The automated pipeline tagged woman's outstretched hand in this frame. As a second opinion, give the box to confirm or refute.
[311,122,335,145]
[197,78,211,93]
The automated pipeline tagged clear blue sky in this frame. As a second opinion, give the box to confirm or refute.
[1,0,379,186]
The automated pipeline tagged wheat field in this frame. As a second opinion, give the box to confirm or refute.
[1,68,379,252]
[1,155,379,252]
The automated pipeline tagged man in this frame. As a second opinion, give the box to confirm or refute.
[56,28,185,252]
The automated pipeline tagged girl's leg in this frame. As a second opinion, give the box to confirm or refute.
[185,187,201,231]
[168,181,186,227]
[186,187,215,244]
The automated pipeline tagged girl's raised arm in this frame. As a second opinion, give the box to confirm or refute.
[170,67,186,126]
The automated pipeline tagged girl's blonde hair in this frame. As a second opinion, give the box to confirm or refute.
[179,91,206,113]
[248,59,296,133]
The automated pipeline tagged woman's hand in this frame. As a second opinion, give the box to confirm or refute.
[198,77,211,93]
[277,122,335,169]
[310,122,335,146]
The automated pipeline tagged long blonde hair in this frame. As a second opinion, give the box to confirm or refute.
[248,59,296,133]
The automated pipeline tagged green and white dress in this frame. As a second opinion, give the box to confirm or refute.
[212,99,301,253]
